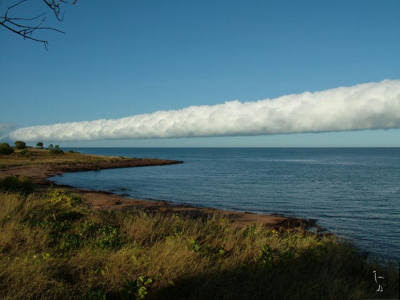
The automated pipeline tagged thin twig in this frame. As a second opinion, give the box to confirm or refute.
[0,0,76,48]
[0,21,48,49]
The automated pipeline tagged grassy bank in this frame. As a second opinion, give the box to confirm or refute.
[0,148,181,186]
[0,179,398,299]
[0,148,120,167]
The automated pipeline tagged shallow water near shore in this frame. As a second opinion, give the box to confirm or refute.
[50,147,400,260]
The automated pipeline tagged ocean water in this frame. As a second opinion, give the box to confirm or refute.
[50,148,400,260]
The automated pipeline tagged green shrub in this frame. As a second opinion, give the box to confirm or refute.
[36,142,43,149]
[68,149,80,154]
[49,145,64,154]
[0,176,34,194]
[121,276,153,299]
[19,149,29,156]
[96,224,122,249]
[0,143,14,155]
[14,140,26,149]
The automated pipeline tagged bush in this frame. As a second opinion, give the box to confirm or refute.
[14,141,26,149]
[19,149,29,156]
[0,143,14,155]
[0,176,34,194]
[49,145,64,154]
[36,142,43,149]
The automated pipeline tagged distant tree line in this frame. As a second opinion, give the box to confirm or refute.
[0,141,64,155]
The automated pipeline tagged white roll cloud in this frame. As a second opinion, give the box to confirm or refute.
[9,80,400,142]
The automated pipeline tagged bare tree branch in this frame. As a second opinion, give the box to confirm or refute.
[0,0,77,49]
[0,20,49,48]
[7,13,46,21]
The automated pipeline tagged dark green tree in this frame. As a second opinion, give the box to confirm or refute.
[0,143,14,155]
[14,141,26,149]
[49,144,64,154]
[36,142,44,149]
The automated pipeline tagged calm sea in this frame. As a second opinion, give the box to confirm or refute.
[50,148,400,260]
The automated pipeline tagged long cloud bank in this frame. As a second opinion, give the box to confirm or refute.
[9,80,400,142]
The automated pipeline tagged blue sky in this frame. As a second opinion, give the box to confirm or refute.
[1,0,400,147]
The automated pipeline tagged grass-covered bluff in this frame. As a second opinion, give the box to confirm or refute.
[0,147,182,185]
[0,145,121,168]
[0,148,398,299]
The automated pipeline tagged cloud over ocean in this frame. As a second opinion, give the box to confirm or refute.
[9,80,400,142]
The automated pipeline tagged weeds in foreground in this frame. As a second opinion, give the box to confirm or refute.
[0,189,398,299]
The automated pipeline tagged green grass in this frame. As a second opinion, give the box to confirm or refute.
[0,188,398,299]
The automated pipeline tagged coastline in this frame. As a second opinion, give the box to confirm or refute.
[2,149,398,298]
[0,151,317,230]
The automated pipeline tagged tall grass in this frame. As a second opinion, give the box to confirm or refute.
[0,189,398,299]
